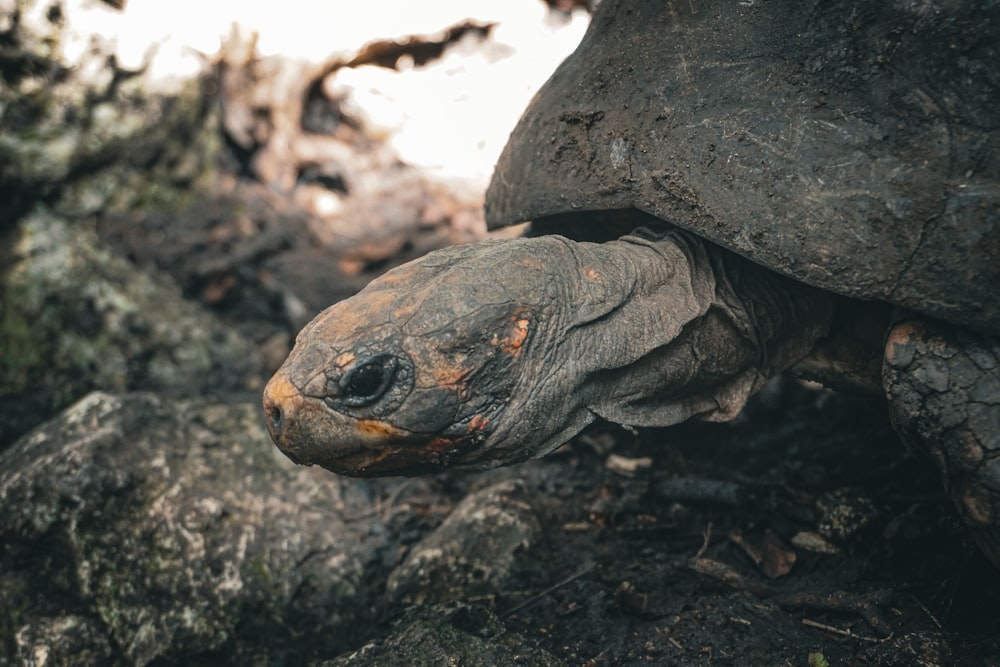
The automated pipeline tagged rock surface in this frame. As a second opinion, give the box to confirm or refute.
[0,0,215,224]
[386,480,541,607]
[0,392,394,665]
[0,211,262,444]
[323,604,562,667]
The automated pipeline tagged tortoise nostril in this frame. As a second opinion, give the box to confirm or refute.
[263,372,305,444]
[266,404,283,436]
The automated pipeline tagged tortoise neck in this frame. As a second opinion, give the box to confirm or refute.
[553,229,836,427]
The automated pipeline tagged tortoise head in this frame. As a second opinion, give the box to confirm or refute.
[262,238,583,477]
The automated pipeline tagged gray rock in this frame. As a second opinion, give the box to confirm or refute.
[386,479,542,607]
[0,392,395,666]
[0,0,243,446]
[323,604,563,667]
[0,211,262,444]
[0,0,215,220]
[12,615,115,667]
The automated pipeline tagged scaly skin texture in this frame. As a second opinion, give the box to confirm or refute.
[884,319,1000,568]
[262,229,835,476]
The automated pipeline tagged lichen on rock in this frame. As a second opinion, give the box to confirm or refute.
[0,210,262,444]
[0,392,391,665]
[0,0,217,221]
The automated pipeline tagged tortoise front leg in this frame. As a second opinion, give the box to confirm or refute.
[883,318,1000,568]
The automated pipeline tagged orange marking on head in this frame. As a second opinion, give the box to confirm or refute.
[312,290,396,338]
[498,317,530,357]
[356,419,409,439]
[426,437,459,453]
[334,352,357,368]
[264,374,301,403]
[433,363,471,388]
[581,266,603,281]
[372,268,413,286]
[468,414,489,433]
[393,302,419,321]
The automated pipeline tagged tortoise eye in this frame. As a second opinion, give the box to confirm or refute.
[339,355,398,407]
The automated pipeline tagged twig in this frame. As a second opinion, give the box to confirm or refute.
[801,618,888,643]
[695,521,713,558]
[654,478,747,506]
[689,557,894,635]
[912,595,942,629]
[503,562,596,618]
[775,590,894,637]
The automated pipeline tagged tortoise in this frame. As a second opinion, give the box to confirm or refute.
[263,0,1000,566]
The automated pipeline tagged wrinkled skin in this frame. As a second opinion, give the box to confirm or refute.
[263,238,556,475]
[263,228,835,476]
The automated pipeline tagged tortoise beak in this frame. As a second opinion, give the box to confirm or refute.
[262,368,440,476]
[262,369,355,468]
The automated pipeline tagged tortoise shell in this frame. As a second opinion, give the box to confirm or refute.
[485,0,1000,332]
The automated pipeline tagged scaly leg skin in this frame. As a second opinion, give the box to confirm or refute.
[883,318,1000,568]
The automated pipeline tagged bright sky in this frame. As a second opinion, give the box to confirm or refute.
[53,0,589,190]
